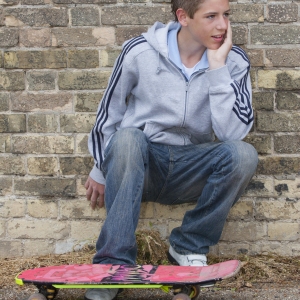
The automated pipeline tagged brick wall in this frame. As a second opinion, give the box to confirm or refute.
[0,0,299,258]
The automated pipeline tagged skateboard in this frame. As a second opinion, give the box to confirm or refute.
[16,260,241,300]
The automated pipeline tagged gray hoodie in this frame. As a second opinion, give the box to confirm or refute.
[89,22,253,184]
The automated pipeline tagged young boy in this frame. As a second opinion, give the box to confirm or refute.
[85,0,258,299]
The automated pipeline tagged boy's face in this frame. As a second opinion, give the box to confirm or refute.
[180,0,230,50]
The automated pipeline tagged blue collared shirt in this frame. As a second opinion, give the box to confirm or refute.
[167,23,209,79]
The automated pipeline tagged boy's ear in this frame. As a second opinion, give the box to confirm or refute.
[176,8,189,27]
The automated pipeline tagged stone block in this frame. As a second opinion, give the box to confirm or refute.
[0,93,10,111]
[251,25,300,45]
[19,28,51,48]
[274,135,300,154]
[102,6,168,25]
[60,156,94,175]
[27,71,56,91]
[244,177,274,197]
[257,111,300,132]
[252,91,274,111]
[116,26,148,45]
[60,114,95,133]
[268,222,299,241]
[230,4,264,23]
[58,71,110,90]
[0,28,18,47]
[0,135,10,153]
[227,200,253,221]
[267,4,298,23]
[0,199,25,217]
[27,199,58,218]
[52,27,115,47]
[0,241,23,258]
[27,157,58,175]
[68,50,99,69]
[245,49,264,67]
[0,0,19,5]
[4,8,68,27]
[0,51,3,68]
[0,177,12,196]
[14,178,76,197]
[22,0,45,4]
[243,134,272,155]
[71,7,100,26]
[0,114,26,133]
[12,135,74,154]
[261,242,293,256]
[266,49,300,68]
[70,220,102,241]
[76,134,89,154]
[75,92,102,112]
[7,219,70,239]
[276,92,300,110]
[53,0,116,3]
[154,203,195,220]
[11,92,72,112]
[0,155,25,175]
[232,26,247,45]
[77,177,88,196]
[4,50,67,69]
[0,71,25,91]
[257,157,300,175]
[28,114,58,133]
[100,49,121,67]
[23,240,55,257]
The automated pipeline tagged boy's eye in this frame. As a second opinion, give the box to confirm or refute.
[207,15,215,19]
[224,12,230,18]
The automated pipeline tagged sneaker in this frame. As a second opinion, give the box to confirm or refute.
[84,288,119,300]
[168,246,208,267]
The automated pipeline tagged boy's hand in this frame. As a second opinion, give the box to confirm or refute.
[207,21,232,70]
[85,176,105,209]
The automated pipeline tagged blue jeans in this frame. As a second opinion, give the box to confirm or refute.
[93,128,258,264]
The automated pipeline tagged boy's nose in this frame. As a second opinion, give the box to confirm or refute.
[216,17,228,30]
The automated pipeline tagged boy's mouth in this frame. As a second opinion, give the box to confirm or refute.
[212,35,224,42]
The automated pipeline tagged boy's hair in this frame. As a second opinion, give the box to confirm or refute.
[171,0,205,22]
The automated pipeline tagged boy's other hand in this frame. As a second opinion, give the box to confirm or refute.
[85,176,105,209]
[207,21,232,70]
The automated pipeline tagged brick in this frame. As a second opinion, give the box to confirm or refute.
[60,199,106,220]
[100,49,121,67]
[0,220,5,238]
[257,111,300,132]
[70,221,102,241]
[11,92,72,112]
[252,92,274,111]
[243,135,272,155]
[268,222,299,241]
[27,157,58,175]
[0,71,25,91]
[227,200,253,220]
[276,92,300,110]
[27,199,58,218]
[0,135,10,153]
[22,0,45,4]
[274,179,300,198]
[0,155,25,175]
[60,156,93,175]
[102,6,168,25]
[154,203,195,220]
[0,28,18,47]
[218,243,256,256]
[75,92,102,112]
[250,69,256,89]
[0,177,12,196]
[68,50,99,69]
[116,26,148,45]
[20,28,51,47]
[274,135,300,154]
[76,134,89,154]
[4,50,67,69]
[261,242,293,257]
[53,0,116,3]
[221,221,267,242]
[257,157,300,175]
[0,93,10,111]
[58,71,110,90]
[0,51,3,68]
[0,199,25,217]
[14,178,76,197]
[251,25,300,45]
[60,113,95,133]
[71,7,100,26]
[27,71,56,91]
[7,219,70,239]
[0,114,26,133]
[28,114,58,133]
[52,27,115,47]
[230,4,264,23]
[12,136,74,154]
[244,177,274,197]
[265,49,300,67]
[4,8,68,27]
[245,49,264,67]
[77,177,88,196]
[232,25,247,44]
[267,4,298,23]
[0,241,23,258]
[0,0,19,5]
[23,240,55,257]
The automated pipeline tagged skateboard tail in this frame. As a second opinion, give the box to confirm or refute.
[15,273,24,286]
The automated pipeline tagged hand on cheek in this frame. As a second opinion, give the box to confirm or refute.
[207,21,232,70]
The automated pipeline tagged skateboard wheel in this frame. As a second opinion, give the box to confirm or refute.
[172,293,191,300]
[190,285,200,300]
[28,293,47,300]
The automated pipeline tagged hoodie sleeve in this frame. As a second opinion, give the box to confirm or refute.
[88,36,145,184]
[206,46,254,141]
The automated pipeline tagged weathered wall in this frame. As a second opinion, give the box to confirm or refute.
[0,0,300,258]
